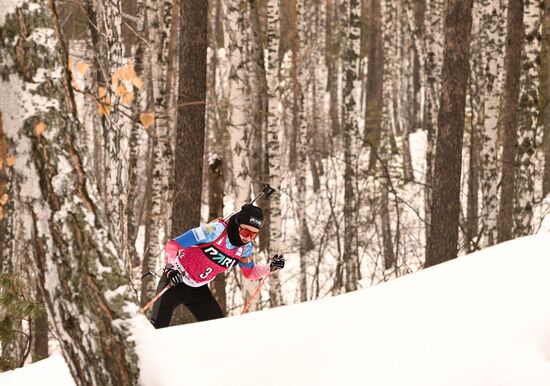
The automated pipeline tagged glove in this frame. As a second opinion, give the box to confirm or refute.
[270,254,285,272]
[164,264,184,286]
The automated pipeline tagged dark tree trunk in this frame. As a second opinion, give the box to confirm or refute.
[364,0,384,171]
[497,0,524,243]
[208,155,227,314]
[169,0,209,326]
[425,0,474,267]
[31,286,49,363]
[172,0,208,236]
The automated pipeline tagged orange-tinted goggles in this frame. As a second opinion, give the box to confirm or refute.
[239,225,259,240]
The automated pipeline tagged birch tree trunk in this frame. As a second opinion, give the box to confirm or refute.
[326,0,341,139]
[466,62,481,252]
[514,0,541,237]
[381,0,395,271]
[498,0,524,243]
[295,0,315,302]
[465,0,484,252]
[103,0,127,250]
[82,0,108,203]
[1,2,139,384]
[423,0,444,258]
[225,0,258,310]
[412,0,426,131]
[266,0,284,307]
[425,0,474,267]
[225,0,252,205]
[342,0,361,292]
[206,0,228,313]
[0,113,18,370]
[479,0,505,247]
[140,0,174,306]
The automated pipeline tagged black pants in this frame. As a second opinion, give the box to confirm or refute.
[150,273,224,328]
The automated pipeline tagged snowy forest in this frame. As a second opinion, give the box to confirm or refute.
[1,0,549,384]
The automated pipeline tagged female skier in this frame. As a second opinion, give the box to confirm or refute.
[151,204,285,328]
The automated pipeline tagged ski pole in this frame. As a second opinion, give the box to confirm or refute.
[250,184,276,205]
[240,272,271,315]
[224,184,276,221]
[140,282,173,313]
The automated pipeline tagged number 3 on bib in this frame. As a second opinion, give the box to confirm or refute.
[199,267,213,280]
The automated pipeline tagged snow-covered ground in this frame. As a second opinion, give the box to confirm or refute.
[1,233,550,386]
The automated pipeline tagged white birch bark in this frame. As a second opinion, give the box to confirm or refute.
[140,0,173,304]
[514,1,542,236]
[102,0,126,250]
[225,0,252,205]
[296,0,310,302]
[224,0,257,310]
[423,0,444,256]
[266,0,284,306]
[397,2,415,182]
[0,2,138,384]
[479,0,506,247]
[381,0,396,271]
[466,1,484,251]
[342,0,361,292]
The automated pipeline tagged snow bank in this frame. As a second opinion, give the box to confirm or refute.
[2,234,550,386]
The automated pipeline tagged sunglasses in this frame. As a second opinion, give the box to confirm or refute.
[239,225,260,240]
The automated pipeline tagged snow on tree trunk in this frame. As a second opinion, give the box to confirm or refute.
[514,0,541,237]
[497,0,524,243]
[479,0,506,247]
[0,2,139,385]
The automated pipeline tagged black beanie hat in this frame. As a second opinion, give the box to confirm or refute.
[236,204,264,229]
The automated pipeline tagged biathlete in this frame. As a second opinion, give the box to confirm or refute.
[151,203,285,328]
